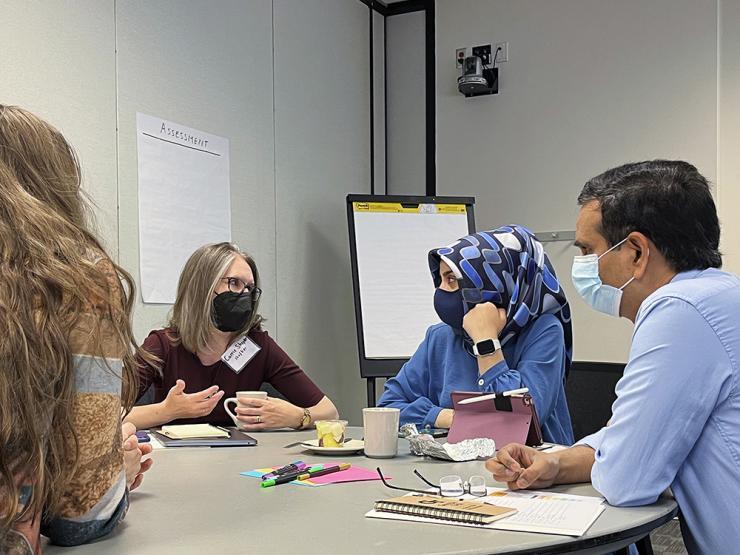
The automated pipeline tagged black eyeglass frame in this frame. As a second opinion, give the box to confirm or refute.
[376,467,443,496]
[219,276,262,299]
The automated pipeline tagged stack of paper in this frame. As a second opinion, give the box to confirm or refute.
[366,488,605,537]
[159,424,230,439]
[482,488,606,536]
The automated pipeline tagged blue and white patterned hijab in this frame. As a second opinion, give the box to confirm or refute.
[429,224,573,372]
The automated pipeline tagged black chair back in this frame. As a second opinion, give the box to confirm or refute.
[566,361,625,441]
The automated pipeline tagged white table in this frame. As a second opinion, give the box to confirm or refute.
[45,427,677,554]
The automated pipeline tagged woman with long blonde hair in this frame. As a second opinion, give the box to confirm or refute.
[0,105,150,552]
[125,242,339,431]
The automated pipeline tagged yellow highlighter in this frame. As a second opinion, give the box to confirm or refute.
[297,463,351,481]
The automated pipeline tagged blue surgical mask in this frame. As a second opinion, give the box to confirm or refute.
[571,237,637,317]
[434,288,465,329]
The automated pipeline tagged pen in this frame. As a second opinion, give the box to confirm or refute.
[262,461,308,480]
[458,388,530,405]
[296,463,351,480]
[261,461,303,478]
[214,425,232,435]
[261,465,324,488]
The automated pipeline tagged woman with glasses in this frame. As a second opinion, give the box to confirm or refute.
[378,225,574,445]
[125,242,338,430]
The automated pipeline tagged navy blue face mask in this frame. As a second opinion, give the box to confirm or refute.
[433,288,465,330]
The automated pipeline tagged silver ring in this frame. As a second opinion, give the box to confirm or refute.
[256,415,262,424]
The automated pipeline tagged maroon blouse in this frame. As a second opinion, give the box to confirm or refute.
[136,328,325,426]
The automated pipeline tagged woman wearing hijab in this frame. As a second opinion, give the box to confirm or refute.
[378,225,574,445]
[125,242,338,431]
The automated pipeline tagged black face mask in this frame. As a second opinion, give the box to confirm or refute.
[212,291,253,332]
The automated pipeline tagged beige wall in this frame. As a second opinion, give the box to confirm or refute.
[115,0,278,340]
[0,0,119,256]
[387,10,427,195]
[273,0,371,423]
[719,0,740,274]
[5,0,739,419]
[1,0,373,424]
[436,0,720,363]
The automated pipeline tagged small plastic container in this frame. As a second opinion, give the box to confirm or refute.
[315,419,348,447]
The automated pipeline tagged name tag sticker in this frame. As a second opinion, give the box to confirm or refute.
[221,335,261,373]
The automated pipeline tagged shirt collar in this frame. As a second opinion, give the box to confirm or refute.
[669,269,704,283]
[636,269,705,323]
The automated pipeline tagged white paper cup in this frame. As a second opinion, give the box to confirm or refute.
[363,407,400,458]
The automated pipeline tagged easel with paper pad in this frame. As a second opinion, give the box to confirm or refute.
[346,194,476,406]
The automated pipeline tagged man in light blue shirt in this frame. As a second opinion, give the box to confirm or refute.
[487,160,740,554]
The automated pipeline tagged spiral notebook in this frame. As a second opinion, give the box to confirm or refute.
[366,489,605,536]
[372,495,516,525]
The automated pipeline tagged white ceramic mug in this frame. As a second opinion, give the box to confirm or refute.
[362,407,400,458]
[223,391,267,429]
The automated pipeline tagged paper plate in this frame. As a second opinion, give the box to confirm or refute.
[299,438,365,455]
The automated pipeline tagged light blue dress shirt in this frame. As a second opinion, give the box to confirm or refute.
[577,269,740,554]
[378,314,574,445]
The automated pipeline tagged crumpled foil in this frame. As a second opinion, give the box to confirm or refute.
[399,423,496,462]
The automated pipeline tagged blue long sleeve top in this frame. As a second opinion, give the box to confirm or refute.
[378,314,574,445]
[576,269,740,555]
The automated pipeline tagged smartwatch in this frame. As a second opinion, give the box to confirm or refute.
[472,338,501,357]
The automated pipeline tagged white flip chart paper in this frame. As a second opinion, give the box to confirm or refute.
[137,113,231,303]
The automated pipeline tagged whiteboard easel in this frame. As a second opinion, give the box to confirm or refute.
[346,195,475,406]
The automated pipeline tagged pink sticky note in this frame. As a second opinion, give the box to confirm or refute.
[302,464,390,486]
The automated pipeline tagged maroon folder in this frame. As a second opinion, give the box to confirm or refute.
[447,391,543,447]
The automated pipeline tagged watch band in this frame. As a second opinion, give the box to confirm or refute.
[299,407,312,429]
[472,338,501,357]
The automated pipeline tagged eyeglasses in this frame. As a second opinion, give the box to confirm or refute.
[220,277,262,299]
[376,468,488,497]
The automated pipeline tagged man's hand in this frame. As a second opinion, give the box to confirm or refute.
[486,443,560,489]
[463,302,507,343]
[162,379,224,420]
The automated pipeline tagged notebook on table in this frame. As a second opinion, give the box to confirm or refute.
[366,489,605,537]
[151,424,257,447]
[159,424,229,439]
[373,495,516,525]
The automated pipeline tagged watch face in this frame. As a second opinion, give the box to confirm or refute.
[476,339,496,355]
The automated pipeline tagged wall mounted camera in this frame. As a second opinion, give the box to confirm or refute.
[458,55,498,97]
